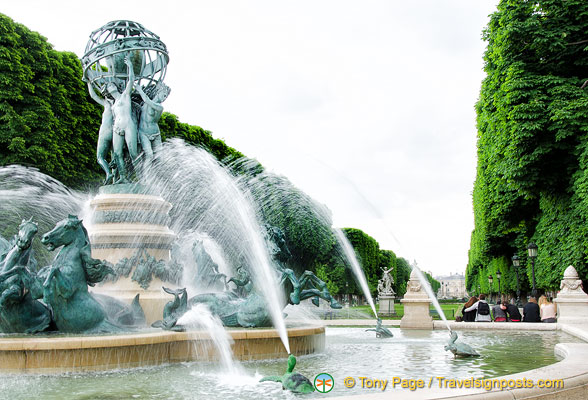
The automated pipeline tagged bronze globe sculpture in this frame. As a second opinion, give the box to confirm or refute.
[81,20,169,95]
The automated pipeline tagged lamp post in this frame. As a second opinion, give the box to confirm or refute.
[496,270,502,301]
[527,243,538,298]
[488,274,493,301]
[512,255,521,306]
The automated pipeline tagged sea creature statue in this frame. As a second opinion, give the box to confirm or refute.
[151,287,188,331]
[365,318,394,338]
[191,239,226,291]
[94,293,146,327]
[0,218,52,333]
[260,354,315,394]
[444,331,480,358]
[40,215,118,333]
[188,290,271,328]
[280,267,342,309]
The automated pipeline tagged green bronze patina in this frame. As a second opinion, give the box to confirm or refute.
[151,287,188,331]
[365,318,394,338]
[260,354,315,394]
[444,331,480,358]
[40,215,119,333]
[0,218,52,334]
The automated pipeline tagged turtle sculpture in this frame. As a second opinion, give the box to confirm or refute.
[365,318,394,338]
[260,354,315,394]
[444,331,480,358]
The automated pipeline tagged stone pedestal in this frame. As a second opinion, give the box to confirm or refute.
[555,266,588,324]
[378,295,396,317]
[400,269,433,329]
[88,186,176,324]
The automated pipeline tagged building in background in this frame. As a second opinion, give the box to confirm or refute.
[435,273,466,299]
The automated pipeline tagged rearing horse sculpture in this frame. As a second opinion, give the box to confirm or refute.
[0,218,51,333]
[41,215,116,333]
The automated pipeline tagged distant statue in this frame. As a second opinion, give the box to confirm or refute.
[378,266,395,296]
[40,215,117,332]
[444,331,480,358]
[135,82,170,168]
[0,218,52,334]
[106,55,138,184]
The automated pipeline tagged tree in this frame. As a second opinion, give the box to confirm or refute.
[468,0,588,294]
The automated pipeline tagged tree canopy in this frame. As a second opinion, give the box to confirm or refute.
[468,0,588,296]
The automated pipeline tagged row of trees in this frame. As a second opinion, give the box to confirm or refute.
[0,13,441,300]
[468,0,588,296]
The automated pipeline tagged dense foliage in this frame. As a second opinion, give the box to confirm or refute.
[0,13,444,301]
[468,0,588,295]
[0,14,102,187]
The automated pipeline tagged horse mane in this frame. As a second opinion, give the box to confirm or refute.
[79,222,114,286]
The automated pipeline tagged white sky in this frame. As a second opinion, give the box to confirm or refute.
[3,0,499,277]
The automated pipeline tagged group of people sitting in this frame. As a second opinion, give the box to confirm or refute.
[459,294,557,323]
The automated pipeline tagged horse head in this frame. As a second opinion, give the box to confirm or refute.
[41,215,84,251]
[17,217,38,250]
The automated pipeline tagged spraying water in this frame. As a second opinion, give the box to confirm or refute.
[177,303,242,374]
[0,165,90,265]
[144,140,290,353]
[334,229,377,317]
[410,262,451,332]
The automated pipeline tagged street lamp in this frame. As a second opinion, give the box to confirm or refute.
[512,255,521,306]
[488,274,493,301]
[496,270,502,300]
[527,243,538,298]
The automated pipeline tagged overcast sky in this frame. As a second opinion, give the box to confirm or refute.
[3,0,499,277]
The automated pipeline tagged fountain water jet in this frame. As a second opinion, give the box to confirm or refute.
[410,263,451,332]
[177,303,242,374]
[334,229,377,317]
[142,140,291,353]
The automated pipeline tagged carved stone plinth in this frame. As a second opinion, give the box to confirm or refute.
[400,269,433,329]
[378,295,396,317]
[88,186,176,323]
[555,266,588,324]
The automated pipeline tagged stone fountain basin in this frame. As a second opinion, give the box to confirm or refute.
[0,325,324,374]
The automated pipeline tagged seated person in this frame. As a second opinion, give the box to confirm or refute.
[502,300,522,322]
[539,295,557,323]
[463,294,492,322]
[461,296,478,322]
[523,296,541,322]
[492,301,507,322]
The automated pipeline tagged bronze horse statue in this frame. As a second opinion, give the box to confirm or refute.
[40,215,118,333]
[0,218,51,333]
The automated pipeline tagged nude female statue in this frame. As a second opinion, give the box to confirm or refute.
[135,82,170,167]
[105,55,138,183]
[87,82,114,184]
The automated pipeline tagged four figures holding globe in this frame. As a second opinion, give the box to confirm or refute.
[82,21,170,184]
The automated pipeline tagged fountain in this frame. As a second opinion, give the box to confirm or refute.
[0,19,348,372]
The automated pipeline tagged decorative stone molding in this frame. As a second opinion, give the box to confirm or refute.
[400,269,433,329]
[555,265,588,324]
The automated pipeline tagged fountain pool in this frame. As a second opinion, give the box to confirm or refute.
[0,327,581,399]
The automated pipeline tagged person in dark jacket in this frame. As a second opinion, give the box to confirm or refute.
[461,296,478,322]
[492,301,508,322]
[502,301,522,322]
[523,296,541,322]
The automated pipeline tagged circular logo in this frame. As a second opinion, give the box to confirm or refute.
[314,373,334,393]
